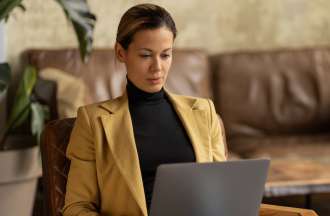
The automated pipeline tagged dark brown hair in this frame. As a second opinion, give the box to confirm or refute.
[116,3,177,50]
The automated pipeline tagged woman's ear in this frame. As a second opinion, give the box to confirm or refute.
[115,42,127,63]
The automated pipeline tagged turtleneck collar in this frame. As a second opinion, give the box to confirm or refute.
[126,78,165,105]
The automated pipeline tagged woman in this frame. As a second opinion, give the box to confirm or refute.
[63,3,227,216]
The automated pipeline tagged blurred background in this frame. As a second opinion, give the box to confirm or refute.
[1,0,330,216]
[5,0,330,79]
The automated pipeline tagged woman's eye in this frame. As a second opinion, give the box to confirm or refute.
[140,54,151,58]
[161,54,171,59]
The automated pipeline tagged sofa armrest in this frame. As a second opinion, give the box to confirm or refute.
[260,204,318,216]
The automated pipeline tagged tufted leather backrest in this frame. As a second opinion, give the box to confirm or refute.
[40,118,75,216]
[210,48,330,138]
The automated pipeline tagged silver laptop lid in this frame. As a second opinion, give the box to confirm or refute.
[150,159,270,216]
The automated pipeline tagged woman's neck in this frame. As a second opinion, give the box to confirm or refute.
[126,78,165,105]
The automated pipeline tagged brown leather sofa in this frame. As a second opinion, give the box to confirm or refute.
[26,48,330,198]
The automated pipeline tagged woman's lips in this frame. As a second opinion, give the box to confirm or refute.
[147,77,162,84]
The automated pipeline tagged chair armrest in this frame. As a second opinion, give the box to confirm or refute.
[260,204,318,216]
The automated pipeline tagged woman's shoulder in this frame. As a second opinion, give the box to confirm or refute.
[166,91,213,110]
[78,95,125,116]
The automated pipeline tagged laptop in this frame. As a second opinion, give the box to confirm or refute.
[149,159,270,216]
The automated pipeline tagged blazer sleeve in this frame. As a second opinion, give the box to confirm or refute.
[63,107,101,216]
[207,99,227,161]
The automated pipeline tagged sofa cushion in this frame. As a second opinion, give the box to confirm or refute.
[166,49,212,98]
[39,68,89,118]
[229,134,330,163]
[25,49,126,104]
[211,48,330,138]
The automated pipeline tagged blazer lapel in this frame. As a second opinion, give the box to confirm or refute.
[165,90,211,162]
[99,93,148,216]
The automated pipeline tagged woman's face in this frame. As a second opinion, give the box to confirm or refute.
[116,26,174,93]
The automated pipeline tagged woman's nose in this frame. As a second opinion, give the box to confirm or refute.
[151,56,162,71]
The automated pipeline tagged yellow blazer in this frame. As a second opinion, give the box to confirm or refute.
[63,89,227,216]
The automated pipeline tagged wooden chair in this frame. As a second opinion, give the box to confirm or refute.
[40,118,318,216]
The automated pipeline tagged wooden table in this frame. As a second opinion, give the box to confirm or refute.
[264,159,330,208]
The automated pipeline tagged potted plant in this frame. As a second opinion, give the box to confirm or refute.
[0,63,47,216]
[0,1,96,215]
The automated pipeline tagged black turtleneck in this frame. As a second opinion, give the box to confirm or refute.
[126,79,196,210]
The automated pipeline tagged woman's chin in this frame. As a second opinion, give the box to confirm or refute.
[144,84,163,93]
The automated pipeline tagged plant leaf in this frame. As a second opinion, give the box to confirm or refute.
[31,102,49,145]
[0,0,24,21]
[5,66,37,131]
[56,0,96,63]
[17,3,25,12]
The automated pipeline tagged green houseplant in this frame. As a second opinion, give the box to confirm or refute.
[0,1,96,215]
[0,63,47,149]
